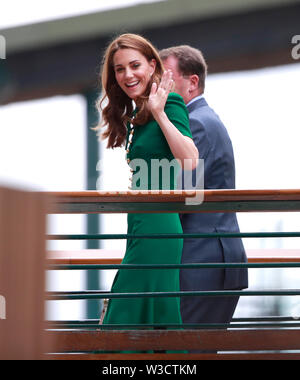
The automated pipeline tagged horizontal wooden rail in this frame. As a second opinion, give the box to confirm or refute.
[48,189,300,203]
[45,189,300,213]
[48,329,300,352]
[46,249,300,266]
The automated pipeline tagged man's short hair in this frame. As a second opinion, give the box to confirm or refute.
[159,45,207,91]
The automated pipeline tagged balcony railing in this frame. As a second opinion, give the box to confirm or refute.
[45,189,300,360]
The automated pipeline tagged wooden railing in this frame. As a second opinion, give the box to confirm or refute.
[47,189,300,214]
[1,187,299,359]
[44,189,300,360]
[46,248,300,266]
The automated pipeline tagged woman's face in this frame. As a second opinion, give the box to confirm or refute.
[113,48,156,100]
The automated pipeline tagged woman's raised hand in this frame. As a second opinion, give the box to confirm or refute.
[148,70,174,118]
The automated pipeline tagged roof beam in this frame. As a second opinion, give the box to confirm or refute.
[1,0,298,54]
[0,1,299,105]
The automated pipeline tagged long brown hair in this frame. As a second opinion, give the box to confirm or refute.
[95,33,164,148]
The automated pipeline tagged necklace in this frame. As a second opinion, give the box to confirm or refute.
[125,122,135,189]
[125,122,135,164]
[126,107,138,164]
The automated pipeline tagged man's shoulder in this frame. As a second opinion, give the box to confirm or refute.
[188,98,232,144]
[189,99,221,127]
[188,97,214,117]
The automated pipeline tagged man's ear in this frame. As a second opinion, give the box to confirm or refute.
[189,74,200,91]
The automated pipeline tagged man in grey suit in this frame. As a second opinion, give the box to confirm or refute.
[160,46,248,331]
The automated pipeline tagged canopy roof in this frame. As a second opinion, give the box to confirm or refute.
[0,0,299,104]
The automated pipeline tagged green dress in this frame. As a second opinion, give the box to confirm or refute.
[102,93,192,333]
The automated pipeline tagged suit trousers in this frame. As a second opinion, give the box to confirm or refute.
[180,258,240,353]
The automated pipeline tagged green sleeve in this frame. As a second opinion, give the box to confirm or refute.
[164,92,192,138]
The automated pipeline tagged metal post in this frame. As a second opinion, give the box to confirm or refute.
[0,60,12,104]
[84,89,101,320]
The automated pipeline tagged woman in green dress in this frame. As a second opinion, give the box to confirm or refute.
[97,34,198,331]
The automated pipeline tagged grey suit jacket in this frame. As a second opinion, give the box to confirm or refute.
[180,97,248,290]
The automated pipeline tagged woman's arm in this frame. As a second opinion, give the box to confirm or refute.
[148,70,198,170]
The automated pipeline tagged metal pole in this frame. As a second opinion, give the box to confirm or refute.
[84,89,100,320]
